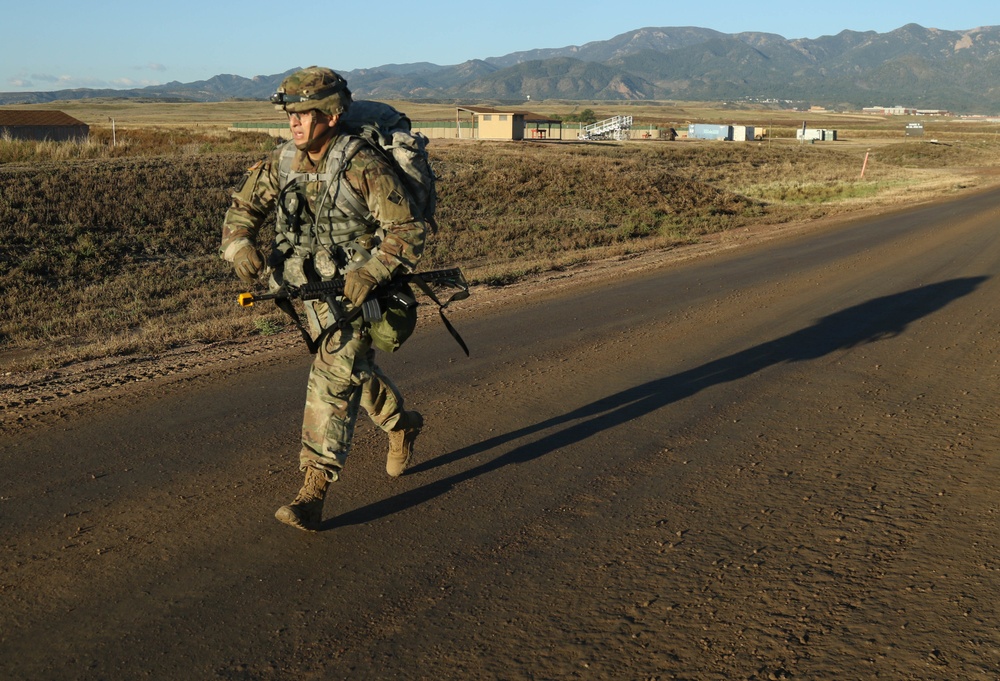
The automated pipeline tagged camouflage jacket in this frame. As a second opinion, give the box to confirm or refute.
[221,132,426,285]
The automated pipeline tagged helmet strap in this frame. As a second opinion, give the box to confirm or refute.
[301,122,337,158]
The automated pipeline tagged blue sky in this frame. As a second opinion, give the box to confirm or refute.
[2,0,996,92]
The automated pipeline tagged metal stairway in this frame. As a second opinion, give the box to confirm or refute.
[578,115,633,141]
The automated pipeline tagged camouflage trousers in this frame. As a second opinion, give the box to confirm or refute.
[299,300,406,479]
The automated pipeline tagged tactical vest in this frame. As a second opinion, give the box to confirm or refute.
[273,135,380,285]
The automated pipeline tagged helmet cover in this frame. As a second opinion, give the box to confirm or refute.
[273,66,352,116]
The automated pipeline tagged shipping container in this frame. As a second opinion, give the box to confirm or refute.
[688,124,733,140]
[796,128,837,141]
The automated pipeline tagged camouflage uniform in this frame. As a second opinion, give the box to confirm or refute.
[221,71,426,485]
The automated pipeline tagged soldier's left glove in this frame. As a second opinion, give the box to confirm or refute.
[344,258,392,306]
[344,269,379,306]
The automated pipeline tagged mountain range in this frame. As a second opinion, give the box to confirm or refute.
[4,24,1000,112]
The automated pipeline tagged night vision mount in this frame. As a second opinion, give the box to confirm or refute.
[270,82,346,106]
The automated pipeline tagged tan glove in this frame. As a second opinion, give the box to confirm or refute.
[232,244,264,285]
[343,268,379,306]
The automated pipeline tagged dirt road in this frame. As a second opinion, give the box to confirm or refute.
[4,187,1000,680]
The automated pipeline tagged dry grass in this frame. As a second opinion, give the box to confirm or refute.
[0,127,275,162]
[11,98,1000,137]
[2,105,1000,372]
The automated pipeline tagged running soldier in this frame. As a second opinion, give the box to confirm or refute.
[220,67,427,531]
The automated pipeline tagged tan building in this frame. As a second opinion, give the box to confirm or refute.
[0,110,89,141]
[456,106,563,140]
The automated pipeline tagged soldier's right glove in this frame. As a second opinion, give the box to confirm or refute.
[344,257,393,306]
[232,244,264,284]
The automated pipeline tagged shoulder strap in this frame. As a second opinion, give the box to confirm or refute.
[328,136,372,220]
[277,142,298,186]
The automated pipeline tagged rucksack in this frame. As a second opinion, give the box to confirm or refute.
[266,100,467,355]
[340,100,438,231]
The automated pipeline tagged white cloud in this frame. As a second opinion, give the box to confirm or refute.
[5,70,163,90]
[29,73,64,83]
[110,77,162,87]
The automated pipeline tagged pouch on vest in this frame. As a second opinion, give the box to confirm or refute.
[369,282,418,353]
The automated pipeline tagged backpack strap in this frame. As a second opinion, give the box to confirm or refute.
[328,136,373,222]
[276,142,298,186]
[275,135,372,223]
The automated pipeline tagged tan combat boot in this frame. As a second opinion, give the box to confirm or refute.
[387,411,423,477]
[274,466,331,531]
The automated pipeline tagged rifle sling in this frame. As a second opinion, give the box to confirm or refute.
[268,269,470,357]
[409,273,470,357]
[273,292,362,355]
[274,295,319,354]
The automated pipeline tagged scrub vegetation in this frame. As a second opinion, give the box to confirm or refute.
[1,113,998,371]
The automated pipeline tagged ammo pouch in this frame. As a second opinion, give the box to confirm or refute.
[369,282,418,353]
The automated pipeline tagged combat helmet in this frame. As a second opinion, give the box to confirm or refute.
[271,66,352,116]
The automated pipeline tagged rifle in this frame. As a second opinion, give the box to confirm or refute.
[237,267,470,355]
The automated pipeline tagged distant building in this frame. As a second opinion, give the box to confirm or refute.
[0,110,89,141]
[455,106,563,141]
[863,106,918,116]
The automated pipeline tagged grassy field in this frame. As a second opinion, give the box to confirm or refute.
[9,97,1000,138]
[2,99,999,371]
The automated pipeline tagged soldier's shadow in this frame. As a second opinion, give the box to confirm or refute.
[323,277,986,530]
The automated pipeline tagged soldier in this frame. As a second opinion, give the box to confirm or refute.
[220,67,427,532]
